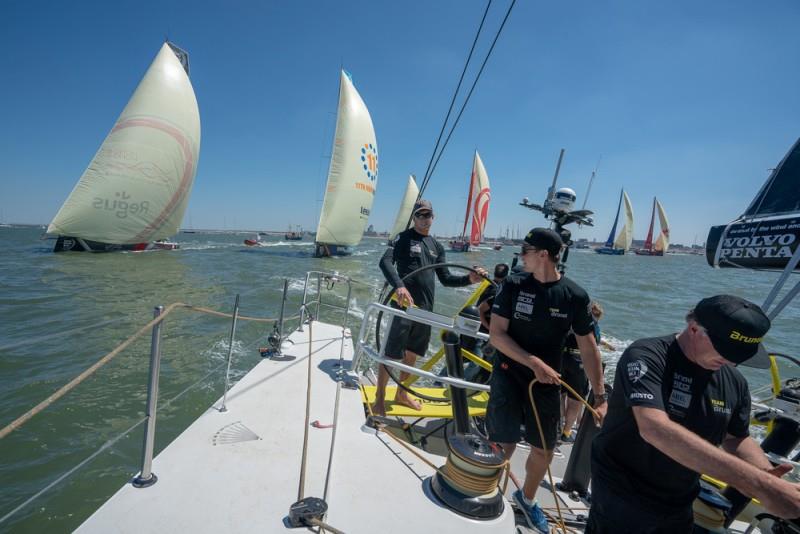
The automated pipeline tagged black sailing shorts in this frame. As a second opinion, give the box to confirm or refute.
[561,351,589,400]
[486,364,560,449]
[383,314,432,359]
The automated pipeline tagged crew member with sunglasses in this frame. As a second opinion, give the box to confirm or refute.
[488,227,607,533]
[373,199,487,416]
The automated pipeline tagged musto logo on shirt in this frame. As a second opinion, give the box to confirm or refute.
[549,307,567,318]
[627,360,648,383]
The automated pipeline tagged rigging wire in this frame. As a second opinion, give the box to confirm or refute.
[418,0,493,195]
[419,0,517,198]
[403,0,516,232]
[417,0,517,202]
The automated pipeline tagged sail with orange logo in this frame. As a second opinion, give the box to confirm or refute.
[47,42,201,252]
[314,70,378,257]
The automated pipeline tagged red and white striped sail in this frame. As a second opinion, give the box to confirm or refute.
[468,151,491,246]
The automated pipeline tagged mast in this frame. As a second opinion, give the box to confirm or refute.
[643,197,656,251]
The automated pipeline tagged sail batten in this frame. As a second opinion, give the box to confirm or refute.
[315,70,378,249]
[48,43,201,245]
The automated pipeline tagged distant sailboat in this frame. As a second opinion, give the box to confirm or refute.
[388,175,419,242]
[48,42,201,252]
[285,225,303,241]
[314,70,378,257]
[596,189,634,255]
[635,197,669,256]
[450,151,491,252]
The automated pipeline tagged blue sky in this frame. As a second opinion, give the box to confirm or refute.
[1,0,798,245]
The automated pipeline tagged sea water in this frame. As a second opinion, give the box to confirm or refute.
[0,226,797,531]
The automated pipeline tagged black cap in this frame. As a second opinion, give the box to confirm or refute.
[413,199,433,215]
[524,228,563,256]
[694,295,771,368]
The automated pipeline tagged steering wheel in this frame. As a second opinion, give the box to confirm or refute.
[374,263,496,402]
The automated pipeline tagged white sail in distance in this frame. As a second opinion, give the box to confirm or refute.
[468,151,491,246]
[388,175,419,240]
[654,199,670,252]
[48,43,201,244]
[316,70,378,247]
[612,190,634,251]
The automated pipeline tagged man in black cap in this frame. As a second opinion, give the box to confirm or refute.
[374,199,487,416]
[488,227,607,532]
[587,295,800,533]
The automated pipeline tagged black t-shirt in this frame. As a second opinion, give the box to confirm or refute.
[378,228,470,310]
[491,272,594,382]
[591,335,751,515]
[476,283,499,333]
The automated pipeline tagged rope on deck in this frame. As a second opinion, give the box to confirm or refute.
[0,302,300,440]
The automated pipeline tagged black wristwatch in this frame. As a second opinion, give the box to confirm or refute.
[596,391,609,402]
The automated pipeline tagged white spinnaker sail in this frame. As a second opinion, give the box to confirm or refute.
[388,175,418,240]
[654,199,670,252]
[48,43,201,244]
[316,70,378,247]
[469,151,490,246]
[613,190,634,251]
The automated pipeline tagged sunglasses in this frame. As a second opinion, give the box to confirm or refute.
[520,245,538,255]
[414,212,433,219]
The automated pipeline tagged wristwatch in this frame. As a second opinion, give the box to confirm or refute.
[596,391,609,402]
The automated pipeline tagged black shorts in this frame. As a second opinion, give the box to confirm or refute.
[486,365,560,449]
[561,351,588,401]
[585,475,693,533]
[383,315,432,359]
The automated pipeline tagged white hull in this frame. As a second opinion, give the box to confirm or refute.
[77,321,515,533]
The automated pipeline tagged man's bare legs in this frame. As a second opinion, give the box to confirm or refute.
[499,442,554,502]
[563,396,584,438]
[370,350,422,416]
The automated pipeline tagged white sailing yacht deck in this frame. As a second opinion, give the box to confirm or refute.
[77,321,515,533]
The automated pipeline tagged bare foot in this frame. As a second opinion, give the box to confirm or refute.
[370,400,387,417]
[395,391,422,411]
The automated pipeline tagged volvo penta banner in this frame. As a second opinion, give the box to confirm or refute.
[706,215,800,271]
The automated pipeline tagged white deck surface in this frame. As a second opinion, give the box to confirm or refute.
[78,321,515,533]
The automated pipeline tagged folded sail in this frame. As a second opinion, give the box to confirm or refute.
[469,151,491,246]
[743,138,800,218]
[706,138,800,270]
[388,175,419,240]
[653,199,670,252]
[612,190,634,251]
[316,70,378,247]
[47,43,201,244]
